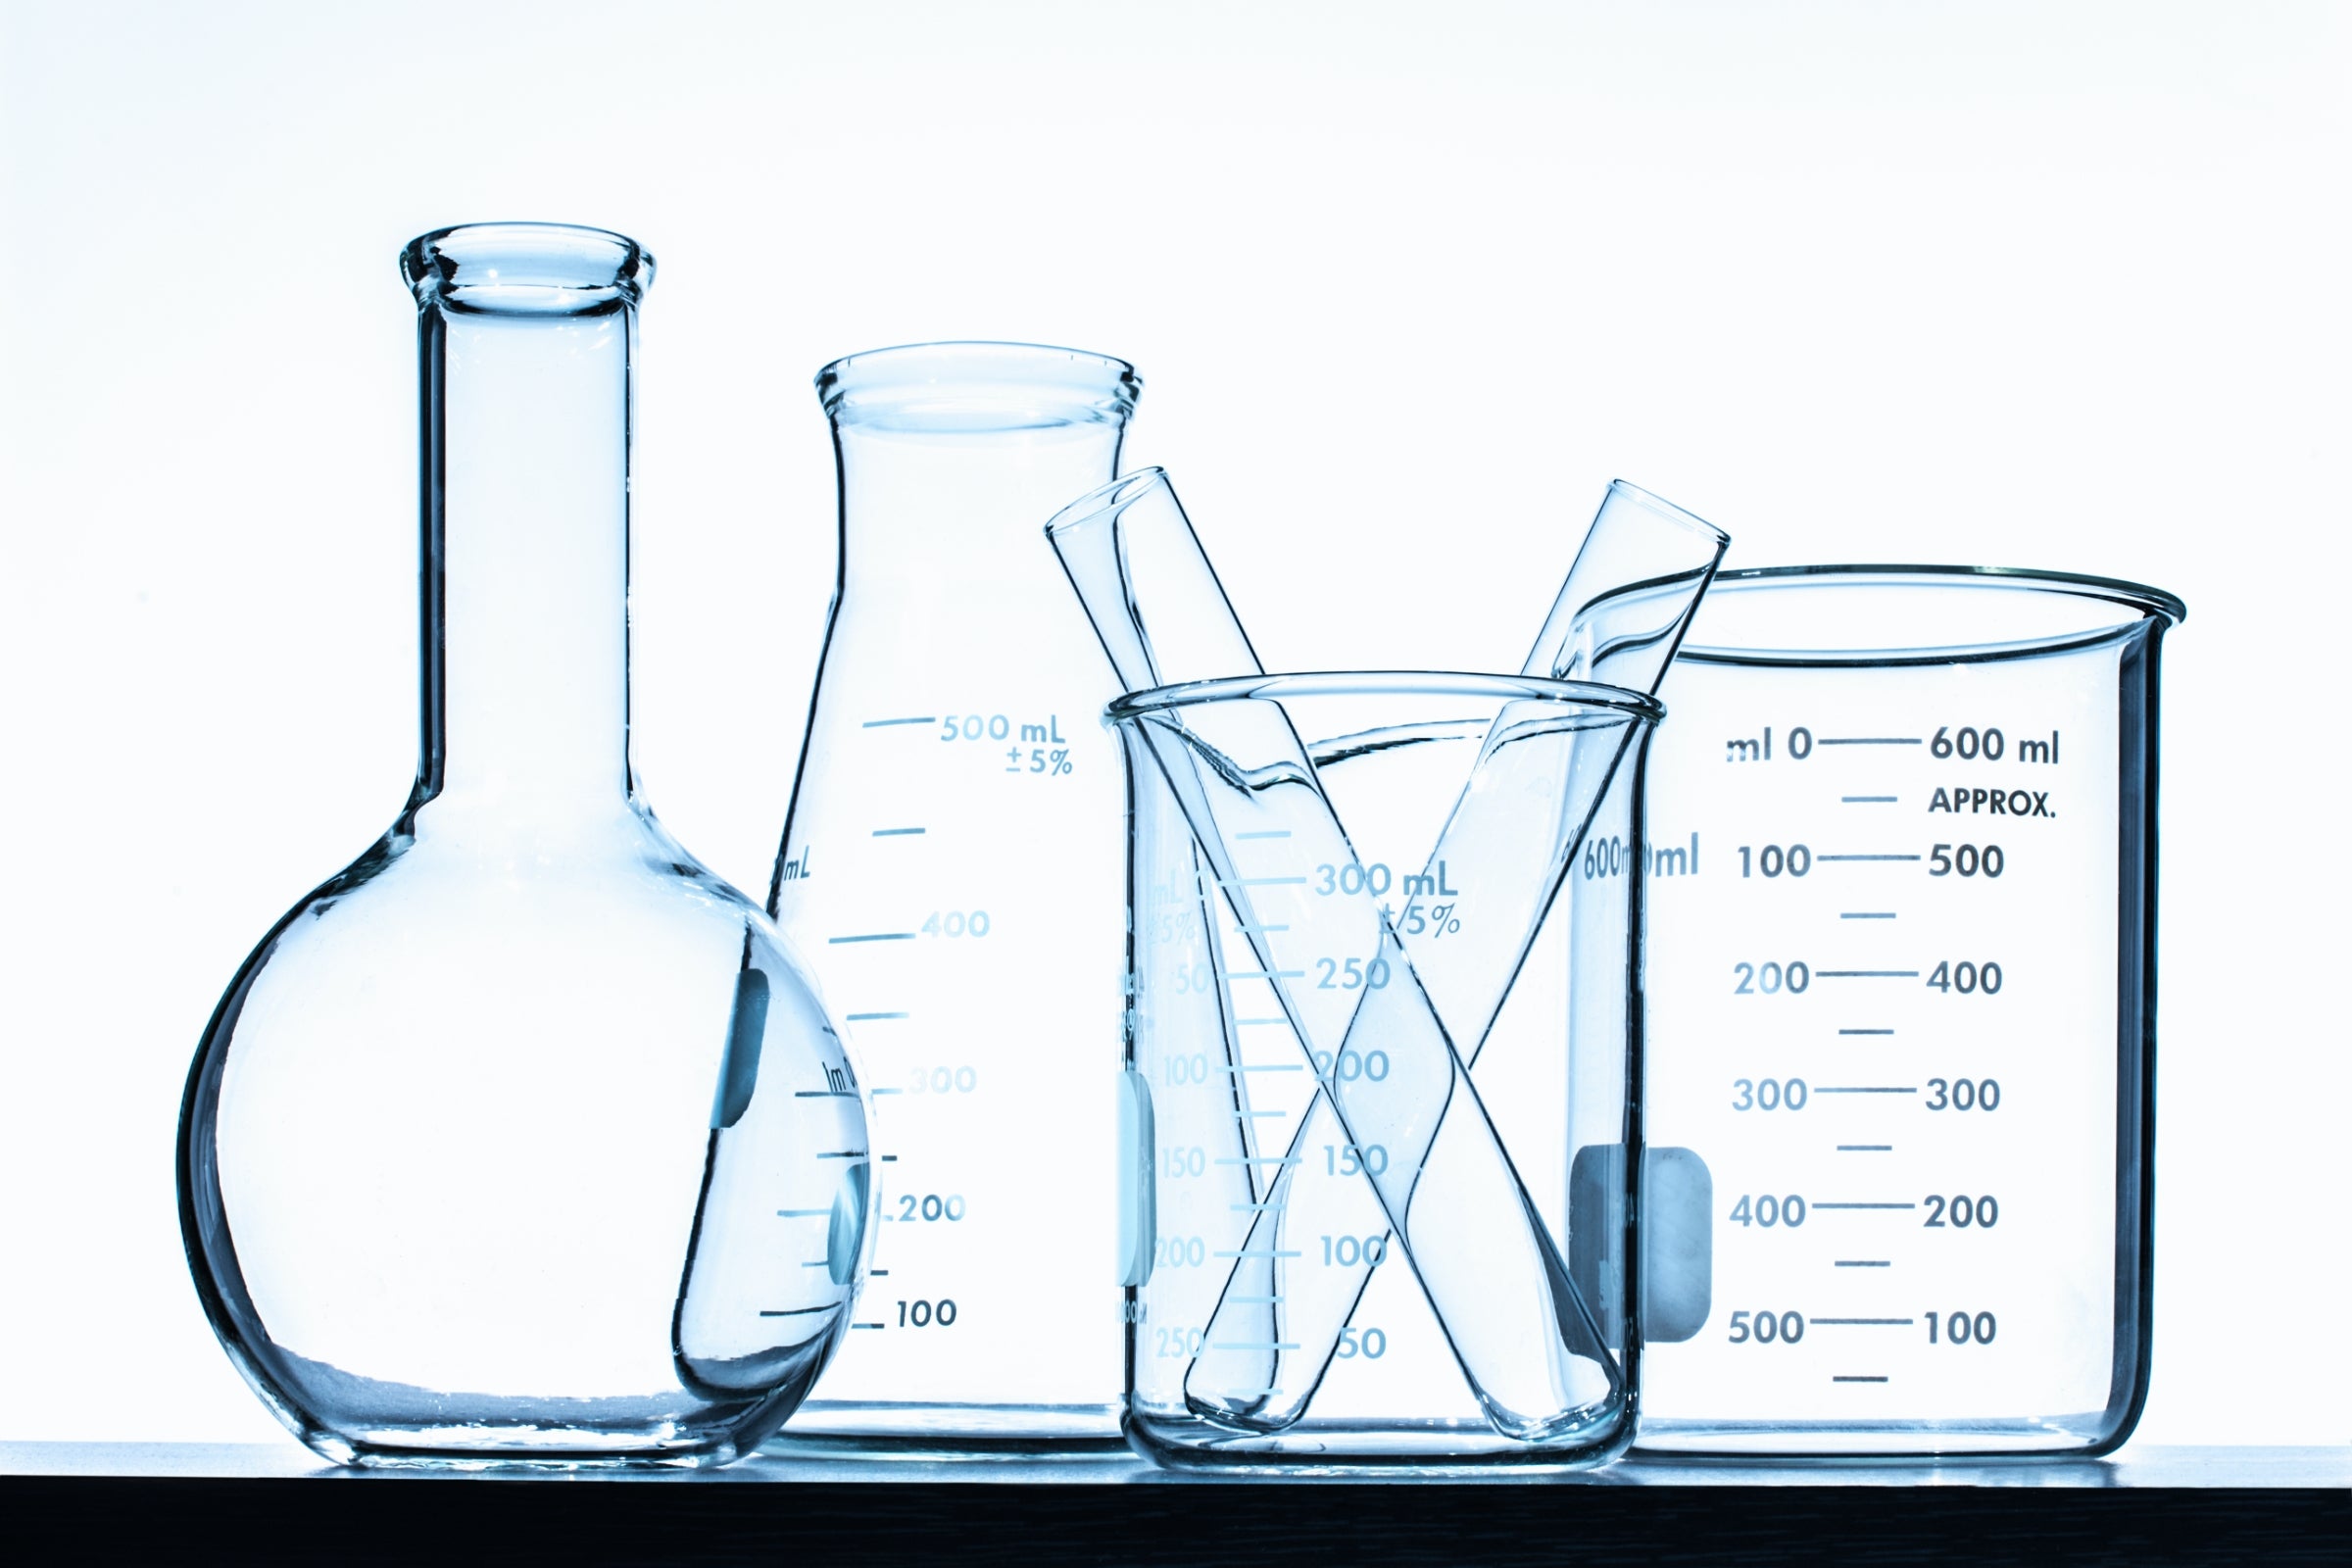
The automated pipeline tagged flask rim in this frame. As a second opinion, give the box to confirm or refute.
[402,222,654,316]
[818,340,1141,430]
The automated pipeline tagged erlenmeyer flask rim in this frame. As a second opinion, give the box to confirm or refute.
[402,221,654,316]
[818,340,1141,430]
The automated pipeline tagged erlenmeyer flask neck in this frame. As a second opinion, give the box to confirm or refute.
[819,342,1140,574]
[405,224,652,825]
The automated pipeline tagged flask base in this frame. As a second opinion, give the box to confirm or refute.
[764,1400,1127,1459]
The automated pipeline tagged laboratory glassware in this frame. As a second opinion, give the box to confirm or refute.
[178,223,868,1468]
[1048,469,1709,1465]
[765,342,1140,1447]
[1111,673,1659,1468]
[1627,566,2184,1457]
[1049,470,1723,1439]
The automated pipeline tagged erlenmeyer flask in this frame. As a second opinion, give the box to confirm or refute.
[177,223,868,1468]
[766,342,1140,1447]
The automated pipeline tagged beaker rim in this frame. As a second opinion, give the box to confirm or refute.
[1107,670,1663,725]
[1628,564,2183,667]
[817,340,1141,429]
[402,222,653,315]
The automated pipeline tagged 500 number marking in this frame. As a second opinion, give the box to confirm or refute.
[1728,1310,1806,1345]
[1929,844,2005,878]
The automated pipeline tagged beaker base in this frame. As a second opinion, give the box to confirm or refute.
[1124,1407,1632,1475]
[763,1400,1127,1459]
[1632,1412,2133,1461]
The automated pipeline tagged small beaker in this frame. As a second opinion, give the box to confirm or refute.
[1627,566,2184,1457]
[1113,673,1657,1470]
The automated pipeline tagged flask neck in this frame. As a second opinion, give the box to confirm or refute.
[416,298,635,814]
[831,419,1130,578]
[815,342,1140,580]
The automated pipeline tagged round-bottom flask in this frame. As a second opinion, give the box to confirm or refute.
[177,224,868,1467]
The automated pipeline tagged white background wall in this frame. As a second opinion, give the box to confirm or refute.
[1,0,2343,1446]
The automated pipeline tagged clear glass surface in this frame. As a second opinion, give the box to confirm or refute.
[764,342,1141,1447]
[1627,566,2184,1457]
[178,224,867,1468]
[1114,675,1656,1470]
[1046,470,1718,1464]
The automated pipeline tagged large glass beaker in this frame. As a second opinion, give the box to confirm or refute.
[1628,566,2183,1456]
[767,342,1141,1446]
[178,224,867,1467]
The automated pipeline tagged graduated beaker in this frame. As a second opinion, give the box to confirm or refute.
[1115,673,1656,1470]
[766,342,1140,1446]
[1629,566,2183,1456]
[178,223,867,1467]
